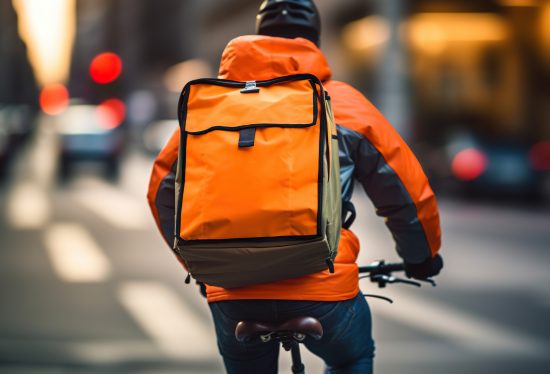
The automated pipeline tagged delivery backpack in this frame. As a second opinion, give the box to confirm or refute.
[173,73,341,289]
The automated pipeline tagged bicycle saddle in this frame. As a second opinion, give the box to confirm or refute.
[235,316,323,343]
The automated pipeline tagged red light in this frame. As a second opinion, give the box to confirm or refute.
[451,148,488,181]
[96,98,126,129]
[39,84,69,115]
[89,52,122,84]
[529,141,550,171]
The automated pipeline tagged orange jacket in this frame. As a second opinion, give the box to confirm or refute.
[147,35,441,302]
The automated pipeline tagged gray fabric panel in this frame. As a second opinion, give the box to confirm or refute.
[339,125,431,263]
[155,161,178,246]
[336,125,359,204]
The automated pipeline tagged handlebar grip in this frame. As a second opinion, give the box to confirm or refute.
[358,262,405,274]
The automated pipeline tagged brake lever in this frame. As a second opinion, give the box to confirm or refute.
[391,277,422,287]
[369,274,391,288]
[368,274,419,288]
[363,294,394,303]
[418,278,437,287]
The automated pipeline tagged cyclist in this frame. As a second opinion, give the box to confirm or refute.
[147,1,443,373]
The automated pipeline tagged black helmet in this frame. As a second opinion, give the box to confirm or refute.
[256,0,321,47]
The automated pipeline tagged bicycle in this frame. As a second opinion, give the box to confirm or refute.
[234,260,437,374]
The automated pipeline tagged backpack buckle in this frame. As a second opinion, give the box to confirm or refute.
[240,81,260,94]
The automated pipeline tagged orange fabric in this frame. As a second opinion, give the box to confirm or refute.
[324,80,441,256]
[185,80,316,133]
[218,35,331,82]
[180,79,321,240]
[181,126,320,240]
[148,35,440,303]
[204,36,360,302]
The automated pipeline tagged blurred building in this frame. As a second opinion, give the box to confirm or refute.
[0,1,38,106]
[68,0,200,121]
[64,0,549,146]
[200,0,550,145]
[0,1,39,177]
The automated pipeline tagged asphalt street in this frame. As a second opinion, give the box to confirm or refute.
[1,121,549,374]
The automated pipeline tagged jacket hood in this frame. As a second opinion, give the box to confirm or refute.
[218,35,332,82]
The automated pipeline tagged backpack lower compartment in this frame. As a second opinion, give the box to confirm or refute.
[175,237,330,288]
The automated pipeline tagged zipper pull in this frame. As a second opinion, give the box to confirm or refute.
[185,273,191,284]
[326,259,335,274]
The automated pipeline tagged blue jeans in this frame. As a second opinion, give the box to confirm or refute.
[208,292,375,374]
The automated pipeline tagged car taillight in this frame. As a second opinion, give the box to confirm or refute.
[96,99,126,129]
[90,52,122,84]
[451,148,488,181]
[529,141,550,171]
[39,84,69,115]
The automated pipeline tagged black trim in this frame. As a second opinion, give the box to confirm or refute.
[311,80,325,237]
[180,73,323,93]
[180,234,322,245]
[184,75,320,135]
[175,88,190,244]
[187,121,316,136]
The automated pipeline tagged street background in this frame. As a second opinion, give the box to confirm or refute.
[1,0,549,373]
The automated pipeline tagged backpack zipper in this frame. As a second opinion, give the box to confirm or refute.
[326,258,335,273]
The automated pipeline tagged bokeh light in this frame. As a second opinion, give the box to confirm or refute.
[39,83,69,115]
[529,141,550,171]
[96,98,126,129]
[451,148,488,181]
[89,52,122,84]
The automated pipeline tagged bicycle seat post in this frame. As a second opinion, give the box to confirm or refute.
[289,341,305,374]
[278,334,305,374]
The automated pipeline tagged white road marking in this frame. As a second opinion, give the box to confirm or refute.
[43,223,110,282]
[352,190,549,358]
[30,118,58,187]
[0,338,223,372]
[118,281,215,359]
[6,182,50,229]
[371,290,547,357]
[120,152,154,199]
[71,177,150,230]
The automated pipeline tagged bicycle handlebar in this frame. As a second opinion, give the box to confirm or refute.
[358,261,405,275]
[358,260,436,290]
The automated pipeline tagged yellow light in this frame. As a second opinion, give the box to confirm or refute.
[406,13,508,53]
[12,0,76,87]
[499,0,539,6]
[541,4,550,62]
[407,21,447,55]
[343,16,391,53]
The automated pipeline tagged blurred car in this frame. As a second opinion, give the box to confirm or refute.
[445,133,550,199]
[0,124,9,178]
[55,104,126,180]
[141,119,178,156]
[0,105,35,179]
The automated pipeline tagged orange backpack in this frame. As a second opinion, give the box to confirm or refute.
[174,74,341,288]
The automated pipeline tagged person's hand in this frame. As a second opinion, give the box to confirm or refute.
[404,254,443,280]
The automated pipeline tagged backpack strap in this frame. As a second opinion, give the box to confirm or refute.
[342,200,356,229]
